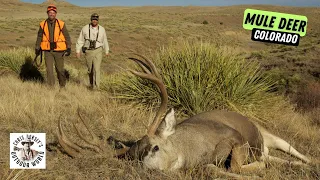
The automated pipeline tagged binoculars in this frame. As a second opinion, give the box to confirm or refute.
[82,40,97,53]
[89,40,96,49]
[50,42,57,50]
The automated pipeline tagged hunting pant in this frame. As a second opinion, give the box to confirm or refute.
[44,51,66,87]
[85,47,103,89]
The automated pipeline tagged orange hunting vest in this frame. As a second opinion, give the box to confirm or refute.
[40,19,67,51]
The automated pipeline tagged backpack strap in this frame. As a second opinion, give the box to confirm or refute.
[88,24,99,41]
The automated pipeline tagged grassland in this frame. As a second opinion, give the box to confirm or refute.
[0,1,319,179]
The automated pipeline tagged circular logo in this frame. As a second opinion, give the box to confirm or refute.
[10,133,46,169]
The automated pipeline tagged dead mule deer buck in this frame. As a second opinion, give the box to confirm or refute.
[57,54,311,176]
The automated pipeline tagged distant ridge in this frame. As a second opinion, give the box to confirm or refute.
[0,0,23,5]
[0,0,76,7]
[41,0,77,7]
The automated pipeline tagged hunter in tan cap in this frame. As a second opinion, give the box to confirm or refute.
[76,13,110,90]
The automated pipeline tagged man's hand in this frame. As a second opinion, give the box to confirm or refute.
[35,48,40,56]
[64,48,71,56]
[76,53,81,59]
[105,53,110,57]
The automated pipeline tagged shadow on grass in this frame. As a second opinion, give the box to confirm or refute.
[19,56,44,83]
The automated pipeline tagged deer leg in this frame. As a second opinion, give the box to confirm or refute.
[235,146,267,172]
[229,140,267,174]
[210,139,235,168]
[206,164,262,180]
[240,161,266,172]
[230,145,267,173]
[262,131,311,163]
[229,143,250,173]
[263,154,310,167]
[207,139,262,179]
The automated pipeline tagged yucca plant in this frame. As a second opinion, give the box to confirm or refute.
[103,40,277,116]
[0,47,36,74]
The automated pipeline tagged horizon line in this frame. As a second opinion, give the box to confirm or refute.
[19,1,320,8]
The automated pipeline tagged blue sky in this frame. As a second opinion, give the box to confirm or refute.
[22,0,320,7]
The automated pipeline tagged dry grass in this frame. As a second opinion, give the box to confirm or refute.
[0,75,152,179]
[296,81,320,110]
[0,74,319,179]
[0,1,319,179]
[295,81,320,126]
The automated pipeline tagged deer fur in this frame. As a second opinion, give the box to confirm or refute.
[124,108,310,172]
[57,55,311,178]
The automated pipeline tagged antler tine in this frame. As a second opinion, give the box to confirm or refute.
[75,108,104,152]
[113,142,130,157]
[128,69,161,84]
[147,83,168,136]
[131,53,161,79]
[57,133,79,158]
[128,57,152,74]
[128,56,168,137]
[57,117,82,158]
[73,123,102,153]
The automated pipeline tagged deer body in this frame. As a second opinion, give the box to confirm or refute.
[57,54,311,177]
[186,109,264,158]
[128,109,264,172]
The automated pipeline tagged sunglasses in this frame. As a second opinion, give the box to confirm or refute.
[91,17,99,21]
[48,6,57,9]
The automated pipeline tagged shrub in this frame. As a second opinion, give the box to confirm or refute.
[0,47,35,74]
[0,47,81,84]
[103,40,277,116]
[202,20,209,25]
[296,81,320,110]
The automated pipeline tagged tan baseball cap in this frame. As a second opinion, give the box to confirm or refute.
[91,13,99,20]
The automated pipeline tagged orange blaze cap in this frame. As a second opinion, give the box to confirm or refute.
[47,4,57,13]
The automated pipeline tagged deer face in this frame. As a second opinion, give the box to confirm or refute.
[126,109,182,170]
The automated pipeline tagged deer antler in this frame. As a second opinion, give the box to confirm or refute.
[73,108,104,153]
[57,55,168,158]
[57,107,130,157]
[128,54,168,137]
[57,116,82,158]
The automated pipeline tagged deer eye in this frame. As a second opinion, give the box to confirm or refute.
[152,145,159,153]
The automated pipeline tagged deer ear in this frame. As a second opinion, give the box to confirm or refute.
[157,108,176,139]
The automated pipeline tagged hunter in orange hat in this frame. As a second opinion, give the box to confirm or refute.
[35,4,71,88]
